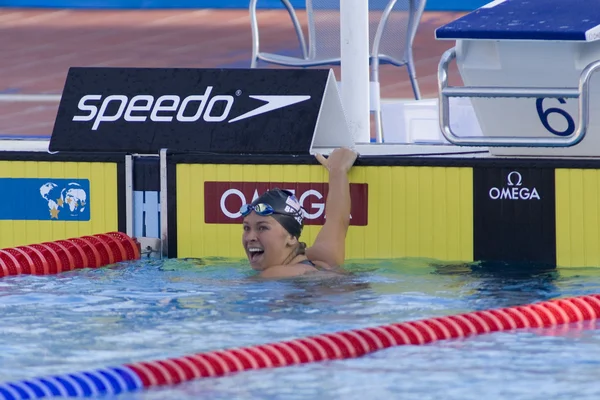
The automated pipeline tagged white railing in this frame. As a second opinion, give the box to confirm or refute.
[0,94,61,102]
[0,93,59,152]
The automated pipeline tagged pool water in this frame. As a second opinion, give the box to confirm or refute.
[2,258,600,399]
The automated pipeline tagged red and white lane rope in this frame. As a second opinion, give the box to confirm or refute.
[1,294,599,399]
[0,232,140,277]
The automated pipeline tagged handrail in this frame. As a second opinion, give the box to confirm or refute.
[0,94,60,102]
[438,47,600,147]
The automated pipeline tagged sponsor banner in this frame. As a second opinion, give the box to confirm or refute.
[0,178,90,221]
[204,181,368,226]
[176,164,473,260]
[473,168,555,265]
[50,67,334,154]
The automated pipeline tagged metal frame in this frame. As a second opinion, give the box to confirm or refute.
[159,148,169,259]
[250,0,422,71]
[249,0,425,142]
[127,153,164,259]
[250,0,308,65]
[125,154,134,237]
[438,47,600,148]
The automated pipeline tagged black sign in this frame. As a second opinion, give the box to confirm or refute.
[49,68,330,154]
[473,167,556,266]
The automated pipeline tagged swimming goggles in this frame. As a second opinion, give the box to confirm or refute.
[240,203,302,218]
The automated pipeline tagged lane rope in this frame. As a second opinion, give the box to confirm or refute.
[0,232,140,277]
[1,293,599,399]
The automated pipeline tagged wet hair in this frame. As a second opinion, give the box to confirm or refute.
[295,241,307,256]
[250,188,304,238]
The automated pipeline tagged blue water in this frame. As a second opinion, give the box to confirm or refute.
[1,258,600,399]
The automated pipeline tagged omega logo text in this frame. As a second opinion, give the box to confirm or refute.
[488,171,541,201]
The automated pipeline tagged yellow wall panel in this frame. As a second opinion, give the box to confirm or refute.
[556,169,600,267]
[177,164,473,263]
[0,161,119,249]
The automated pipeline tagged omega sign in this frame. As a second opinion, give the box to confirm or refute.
[204,181,368,225]
[489,171,541,201]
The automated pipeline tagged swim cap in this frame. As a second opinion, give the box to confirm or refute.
[250,188,304,238]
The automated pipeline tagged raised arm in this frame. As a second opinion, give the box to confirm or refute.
[306,148,358,267]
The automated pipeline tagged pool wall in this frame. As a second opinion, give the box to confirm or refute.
[173,158,473,263]
[1,151,600,267]
[169,154,600,268]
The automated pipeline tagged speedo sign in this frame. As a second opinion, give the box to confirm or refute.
[49,67,330,154]
[73,90,311,131]
[204,181,368,226]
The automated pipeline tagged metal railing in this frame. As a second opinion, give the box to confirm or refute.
[438,47,600,147]
[0,93,59,151]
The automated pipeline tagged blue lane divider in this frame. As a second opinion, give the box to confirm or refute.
[0,367,143,399]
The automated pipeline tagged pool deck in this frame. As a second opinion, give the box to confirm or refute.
[0,8,465,138]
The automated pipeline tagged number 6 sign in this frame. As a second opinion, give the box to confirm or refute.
[535,98,576,137]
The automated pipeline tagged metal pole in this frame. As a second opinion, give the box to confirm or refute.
[124,154,134,237]
[340,0,371,143]
[159,149,168,259]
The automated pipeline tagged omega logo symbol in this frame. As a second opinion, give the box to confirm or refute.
[489,171,541,201]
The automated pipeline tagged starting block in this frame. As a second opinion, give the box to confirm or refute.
[436,0,600,157]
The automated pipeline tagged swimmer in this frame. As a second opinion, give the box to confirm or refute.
[241,147,358,279]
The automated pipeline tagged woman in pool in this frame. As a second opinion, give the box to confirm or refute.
[241,147,358,279]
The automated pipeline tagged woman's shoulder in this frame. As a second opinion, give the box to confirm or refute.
[258,263,317,279]
[306,259,347,274]
[258,260,346,279]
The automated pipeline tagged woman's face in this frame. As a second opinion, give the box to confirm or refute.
[242,212,295,271]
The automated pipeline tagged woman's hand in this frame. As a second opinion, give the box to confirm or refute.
[315,147,358,174]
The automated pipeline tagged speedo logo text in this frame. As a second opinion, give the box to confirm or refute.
[72,87,311,130]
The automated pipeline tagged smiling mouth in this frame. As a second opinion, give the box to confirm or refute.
[247,248,265,263]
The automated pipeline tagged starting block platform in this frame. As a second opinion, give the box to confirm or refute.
[435,0,600,157]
